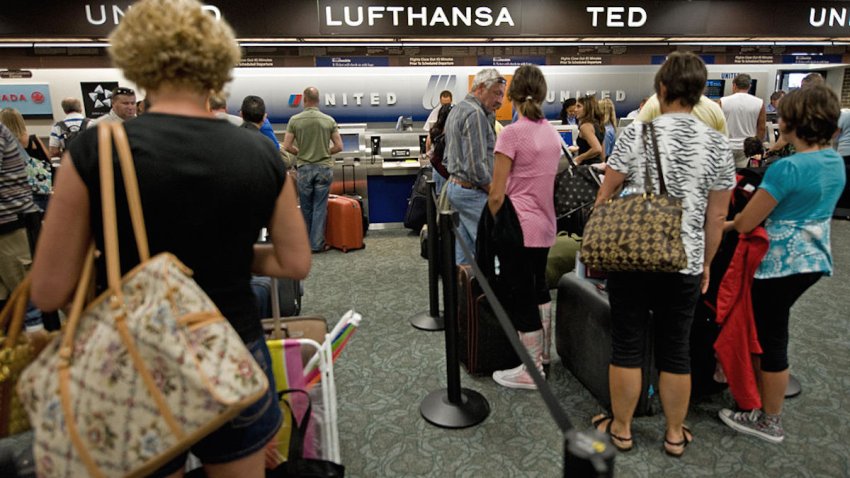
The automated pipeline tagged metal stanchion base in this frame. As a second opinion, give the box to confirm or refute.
[420,388,490,429]
[409,310,444,331]
[786,374,802,399]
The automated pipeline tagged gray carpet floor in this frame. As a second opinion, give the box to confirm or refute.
[300,220,850,478]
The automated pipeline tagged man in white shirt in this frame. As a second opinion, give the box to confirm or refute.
[625,97,648,119]
[423,90,453,132]
[720,74,766,168]
[89,86,137,127]
[48,97,89,158]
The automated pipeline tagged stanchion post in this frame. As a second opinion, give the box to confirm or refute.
[563,429,616,477]
[440,211,461,403]
[420,210,490,429]
[409,180,445,331]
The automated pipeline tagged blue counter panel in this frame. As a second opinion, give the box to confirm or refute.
[367,174,417,223]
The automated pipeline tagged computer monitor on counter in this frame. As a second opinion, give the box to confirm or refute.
[554,124,579,147]
[339,132,362,155]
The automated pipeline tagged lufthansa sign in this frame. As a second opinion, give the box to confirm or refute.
[1,1,848,39]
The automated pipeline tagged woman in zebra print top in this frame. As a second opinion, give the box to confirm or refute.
[591,51,735,457]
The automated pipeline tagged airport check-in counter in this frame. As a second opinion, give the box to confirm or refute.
[329,128,427,225]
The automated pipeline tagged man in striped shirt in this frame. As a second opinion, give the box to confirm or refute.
[0,124,38,306]
[444,68,506,265]
[48,97,90,158]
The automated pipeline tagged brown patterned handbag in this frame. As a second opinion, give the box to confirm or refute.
[580,122,687,273]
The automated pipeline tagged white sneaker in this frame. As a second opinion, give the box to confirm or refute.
[719,409,784,444]
[492,364,541,390]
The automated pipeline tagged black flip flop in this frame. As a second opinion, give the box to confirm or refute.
[592,414,633,452]
[663,426,693,458]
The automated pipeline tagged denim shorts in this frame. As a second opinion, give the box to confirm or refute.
[151,339,282,476]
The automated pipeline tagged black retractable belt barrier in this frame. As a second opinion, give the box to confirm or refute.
[409,180,444,331]
[420,211,490,429]
[452,226,615,477]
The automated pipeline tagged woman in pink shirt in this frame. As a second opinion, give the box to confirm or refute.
[488,65,562,389]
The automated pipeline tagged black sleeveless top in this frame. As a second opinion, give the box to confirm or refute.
[70,113,286,343]
[576,123,604,165]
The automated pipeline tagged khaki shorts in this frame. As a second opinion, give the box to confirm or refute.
[0,227,32,300]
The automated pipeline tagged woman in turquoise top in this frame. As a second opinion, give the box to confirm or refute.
[720,85,846,444]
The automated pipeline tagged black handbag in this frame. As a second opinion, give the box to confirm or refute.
[554,145,602,236]
[267,389,345,478]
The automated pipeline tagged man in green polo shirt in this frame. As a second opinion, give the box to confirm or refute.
[283,87,343,253]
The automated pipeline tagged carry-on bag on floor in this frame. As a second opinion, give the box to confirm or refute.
[456,265,521,376]
[332,162,369,236]
[404,167,430,231]
[555,272,656,416]
[325,194,365,252]
[252,275,302,318]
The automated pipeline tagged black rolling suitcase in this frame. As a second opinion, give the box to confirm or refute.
[251,276,302,318]
[456,264,520,376]
[555,272,657,416]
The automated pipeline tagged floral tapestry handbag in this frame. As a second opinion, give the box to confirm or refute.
[16,122,269,478]
[580,122,687,273]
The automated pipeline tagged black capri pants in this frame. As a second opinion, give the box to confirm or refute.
[607,271,702,374]
[496,246,550,332]
[752,272,822,372]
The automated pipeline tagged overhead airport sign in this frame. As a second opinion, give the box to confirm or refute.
[3,2,850,39]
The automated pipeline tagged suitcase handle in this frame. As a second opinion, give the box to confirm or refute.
[270,277,283,340]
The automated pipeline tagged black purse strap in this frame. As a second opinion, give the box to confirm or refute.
[642,122,667,195]
[278,388,313,460]
[561,143,578,171]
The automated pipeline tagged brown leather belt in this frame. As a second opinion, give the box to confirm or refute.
[449,176,476,190]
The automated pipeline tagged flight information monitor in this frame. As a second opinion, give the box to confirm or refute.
[705,79,725,100]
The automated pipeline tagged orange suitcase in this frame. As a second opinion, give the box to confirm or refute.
[325,194,365,252]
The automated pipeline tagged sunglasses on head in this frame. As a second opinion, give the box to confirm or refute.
[113,87,135,96]
[495,77,507,84]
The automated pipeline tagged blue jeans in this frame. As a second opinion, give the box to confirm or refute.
[446,181,488,265]
[297,164,333,251]
[432,165,446,198]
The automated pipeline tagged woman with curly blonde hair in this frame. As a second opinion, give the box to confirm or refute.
[30,0,311,476]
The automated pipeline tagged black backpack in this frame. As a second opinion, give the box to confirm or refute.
[56,118,91,149]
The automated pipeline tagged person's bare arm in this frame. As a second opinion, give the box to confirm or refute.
[252,174,311,279]
[573,122,604,165]
[31,154,91,311]
[329,131,343,155]
[593,167,626,207]
[756,102,767,141]
[702,189,732,293]
[487,153,512,216]
[733,189,778,234]
[282,132,298,156]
